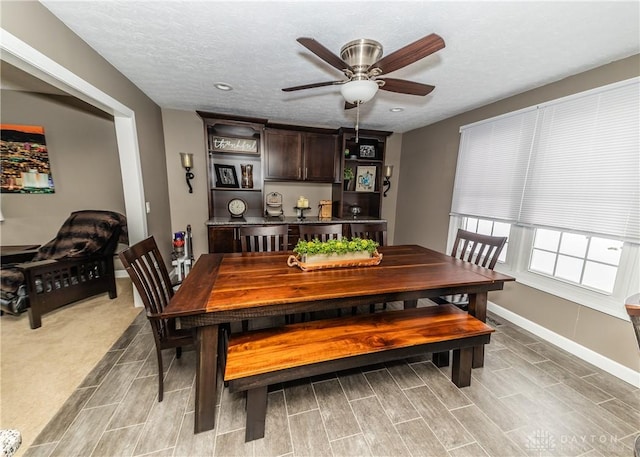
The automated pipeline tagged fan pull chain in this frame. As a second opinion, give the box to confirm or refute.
[355,101,360,143]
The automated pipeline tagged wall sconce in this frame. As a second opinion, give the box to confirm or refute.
[383,165,394,197]
[180,153,195,193]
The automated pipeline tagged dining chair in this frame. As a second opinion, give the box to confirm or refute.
[298,223,344,242]
[239,225,289,253]
[238,225,290,330]
[298,224,349,318]
[432,228,507,309]
[118,236,195,402]
[350,222,388,313]
[626,293,640,350]
[350,222,388,246]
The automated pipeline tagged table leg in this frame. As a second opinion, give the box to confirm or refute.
[467,292,487,368]
[194,324,219,433]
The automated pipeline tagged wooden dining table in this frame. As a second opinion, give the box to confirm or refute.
[163,244,515,433]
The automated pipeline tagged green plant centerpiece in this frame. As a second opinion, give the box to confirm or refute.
[288,237,382,270]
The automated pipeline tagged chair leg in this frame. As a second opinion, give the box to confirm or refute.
[176,347,182,359]
[368,302,387,313]
[432,351,450,367]
[156,347,164,402]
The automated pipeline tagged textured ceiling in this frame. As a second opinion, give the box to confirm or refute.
[40,1,639,133]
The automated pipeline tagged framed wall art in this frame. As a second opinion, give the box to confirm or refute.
[214,164,240,188]
[1,124,55,194]
[209,135,259,155]
[355,166,376,192]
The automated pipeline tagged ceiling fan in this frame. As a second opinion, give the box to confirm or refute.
[282,33,445,109]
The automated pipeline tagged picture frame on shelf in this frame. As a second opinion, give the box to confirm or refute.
[214,164,240,188]
[357,141,380,160]
[355,166,376,192]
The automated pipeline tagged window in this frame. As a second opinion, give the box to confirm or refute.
[462,217,511,263]
[452,216,638,319]
[530,229,622,294]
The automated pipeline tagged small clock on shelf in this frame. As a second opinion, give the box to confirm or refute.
[227,198,247,218]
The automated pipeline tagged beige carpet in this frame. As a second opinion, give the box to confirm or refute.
[0,278,141,457]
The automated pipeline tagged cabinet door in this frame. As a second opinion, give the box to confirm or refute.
[303,133,338,182]
[207,226,238,253]
[264,130,303,180]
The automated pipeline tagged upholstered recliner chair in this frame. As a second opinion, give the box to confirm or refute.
[0,210,127,329]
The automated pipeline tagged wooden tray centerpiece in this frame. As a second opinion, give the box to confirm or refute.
[287,237,382,271]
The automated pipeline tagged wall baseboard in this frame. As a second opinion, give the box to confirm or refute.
[488,302,640,387]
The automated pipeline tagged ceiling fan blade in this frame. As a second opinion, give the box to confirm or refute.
[297,37,352,73]
[378,78,435,96]
[373,33,445,75]
[344,101,357,110]
[282,80,344,92]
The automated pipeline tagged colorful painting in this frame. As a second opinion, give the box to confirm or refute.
[1,124,55,193]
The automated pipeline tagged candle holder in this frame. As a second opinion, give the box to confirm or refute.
[383,165,394,197]
[180,152,195,193]
[294,206,311,220]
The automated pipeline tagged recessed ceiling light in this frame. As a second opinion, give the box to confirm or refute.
[389,107,404,112]
[214,83,233,91]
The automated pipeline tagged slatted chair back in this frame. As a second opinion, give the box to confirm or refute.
[451,229,507,269]
[350,222,387,246]
[299,223,347,318]
[119,236,194,401]
[432,229,508,311]
[239,225,289,252]
[237,225,290,330]
[299,224,343,242]
[350,222,388,314]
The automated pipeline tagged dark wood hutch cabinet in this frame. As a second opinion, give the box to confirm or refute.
[197,112,391,253]
[264,127,339,182]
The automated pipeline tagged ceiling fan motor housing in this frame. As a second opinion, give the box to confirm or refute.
[340,39,383,74]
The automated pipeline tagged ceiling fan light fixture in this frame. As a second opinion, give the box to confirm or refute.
[340,79,378,104]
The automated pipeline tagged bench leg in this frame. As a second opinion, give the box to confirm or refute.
[245,386,268,442]
[432,351,450,367]
[451,347,473,387]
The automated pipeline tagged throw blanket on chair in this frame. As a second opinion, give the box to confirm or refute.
[1,210,127,314]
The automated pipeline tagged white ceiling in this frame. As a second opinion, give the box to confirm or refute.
[40,1,639,133]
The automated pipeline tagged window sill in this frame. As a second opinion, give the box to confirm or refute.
[495,265,630,321]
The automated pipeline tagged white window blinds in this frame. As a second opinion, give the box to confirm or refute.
[451,78,640,243]
[451,109,537,223]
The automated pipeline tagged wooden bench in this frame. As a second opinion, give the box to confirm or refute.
[223,303,494,442]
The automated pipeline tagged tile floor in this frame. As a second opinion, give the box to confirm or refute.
[23,301,639,457]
